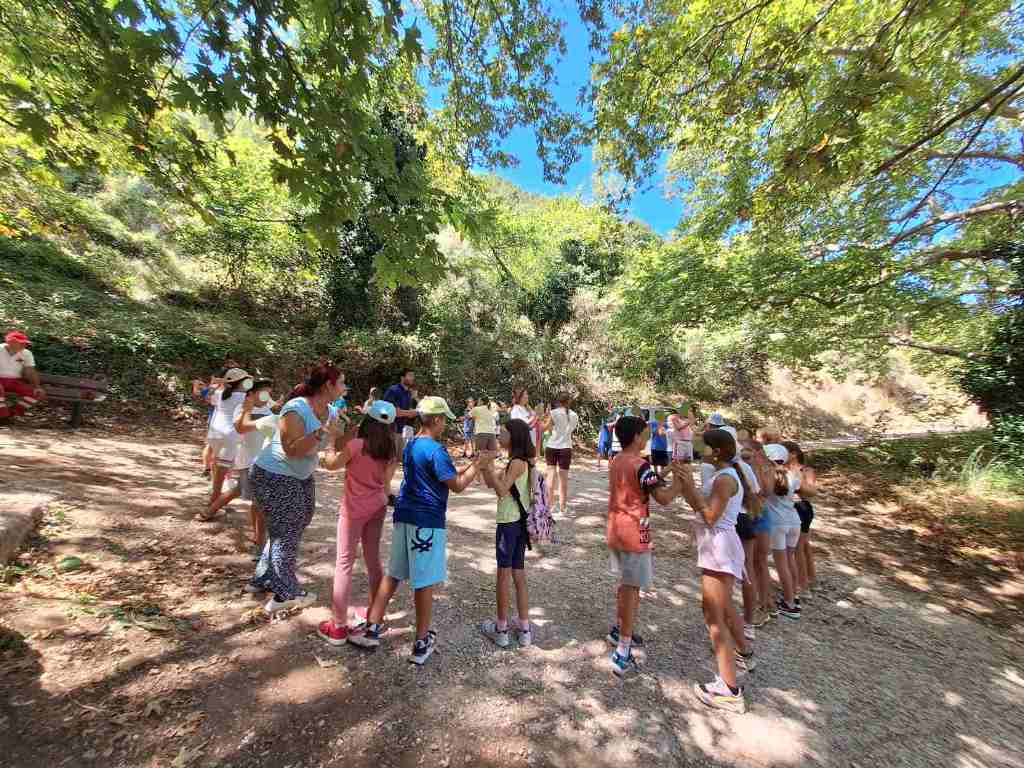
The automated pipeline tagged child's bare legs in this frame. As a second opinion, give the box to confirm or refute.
[755,532,772,613]
[773,548,796,605]
[617,585,640,643]
[740,539,757,624]
[557,468,569,512]
[511,568,529,629]
[804,532,816,585]
[413,586,433,640]
[545,465,559,510]
[796,535,810,594]
[366,575,400,625]
[250,502,266,547]
[208,483,240,516]
[786,548,800,597]
[496,567,512,625]
[209,463,228,507]
[202,443,213,472]
[702,571,738,688]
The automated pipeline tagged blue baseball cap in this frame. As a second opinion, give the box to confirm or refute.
[367,400,396,425]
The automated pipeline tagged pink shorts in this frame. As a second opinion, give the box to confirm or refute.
[693,523,745,580]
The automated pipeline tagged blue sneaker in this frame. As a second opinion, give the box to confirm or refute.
[606,625,645,647]
[609,650,639,678]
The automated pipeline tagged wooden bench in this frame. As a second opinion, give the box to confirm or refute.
[36,373,110,428]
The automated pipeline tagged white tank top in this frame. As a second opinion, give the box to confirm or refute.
[702,466,744,530]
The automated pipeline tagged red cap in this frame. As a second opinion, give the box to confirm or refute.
[5,331,31,346]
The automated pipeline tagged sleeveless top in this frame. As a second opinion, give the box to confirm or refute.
[702,466,744,531]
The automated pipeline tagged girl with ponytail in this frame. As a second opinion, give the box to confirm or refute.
[675,428,757,714]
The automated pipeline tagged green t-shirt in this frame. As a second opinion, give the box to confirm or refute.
[496,463,530,524]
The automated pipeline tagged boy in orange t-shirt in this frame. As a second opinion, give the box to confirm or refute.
[606,415,685,677]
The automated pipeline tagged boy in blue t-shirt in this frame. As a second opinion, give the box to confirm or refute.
[349,396,483,664]
[649,412,671,477]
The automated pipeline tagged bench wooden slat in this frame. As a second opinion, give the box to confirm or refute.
[40,386,107,403]
[38,373,109,393]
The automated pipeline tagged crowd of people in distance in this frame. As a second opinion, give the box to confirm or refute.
[186,359,818,714]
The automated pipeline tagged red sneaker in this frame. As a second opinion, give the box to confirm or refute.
[317,620,350,646]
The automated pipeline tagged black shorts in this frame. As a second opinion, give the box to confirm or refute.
[735,512,756,541]
[495,521,527,569]
[651,449,671,467]
[545,447,572,470]
[796,499,814,533]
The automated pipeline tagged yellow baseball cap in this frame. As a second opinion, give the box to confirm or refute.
[417,396,456,419]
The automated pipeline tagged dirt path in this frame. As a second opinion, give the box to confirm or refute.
[2,425,1023,768]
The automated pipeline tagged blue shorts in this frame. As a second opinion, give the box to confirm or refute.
[495,521,527,569]
[751,514,772,535]
[388,522,448,589]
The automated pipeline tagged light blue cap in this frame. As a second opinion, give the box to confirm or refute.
[367,400,396,425]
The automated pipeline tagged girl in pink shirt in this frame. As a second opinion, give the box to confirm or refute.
[317,401,399,645]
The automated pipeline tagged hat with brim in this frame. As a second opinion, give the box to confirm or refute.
[707,412,726,427]
[223,367,251,384]
[764,443,789,462]
[417,396,456,420]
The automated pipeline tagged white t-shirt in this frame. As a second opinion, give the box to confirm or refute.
[208,389,245,440]
[547,407,578,450]
[233,403,272,469]
[510,404,536,444]
[0,345,35,378]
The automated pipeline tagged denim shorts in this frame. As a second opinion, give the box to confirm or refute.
[388,523,447,589]
[751,513,772,535]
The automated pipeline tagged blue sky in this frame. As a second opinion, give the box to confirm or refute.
[417,6,683,236]
[490,16,683,236]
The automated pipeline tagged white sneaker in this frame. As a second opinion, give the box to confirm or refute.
[694,676,746,714]
[479,620,510,648]
[517,626,533,648]
[264,591,317,615]
[743,623,755,641]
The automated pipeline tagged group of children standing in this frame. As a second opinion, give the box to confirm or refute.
[192,369,817,713]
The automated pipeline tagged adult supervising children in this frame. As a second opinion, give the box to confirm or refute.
[544,393,579,516]
[349,397,483,665]
[0,331,46,424]
[383,369,419,454]
[246,363,344,614]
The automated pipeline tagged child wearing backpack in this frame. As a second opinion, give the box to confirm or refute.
[605,415,684,677]
[477,419,536,648]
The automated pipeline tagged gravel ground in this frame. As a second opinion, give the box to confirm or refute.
[1,425,1022,768]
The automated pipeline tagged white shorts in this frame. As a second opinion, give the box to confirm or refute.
[771,524,801,551]
[208,435,239,467]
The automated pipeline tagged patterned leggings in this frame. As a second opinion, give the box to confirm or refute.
[250,465,316,600]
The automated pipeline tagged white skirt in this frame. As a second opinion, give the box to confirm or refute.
[693,522,745,580]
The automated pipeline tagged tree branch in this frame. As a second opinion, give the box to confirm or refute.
[870,63,1024,177]
[883,335,982,361]
[923,149,1024,169]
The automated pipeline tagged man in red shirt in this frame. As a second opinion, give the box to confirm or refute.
[0,331,45,423]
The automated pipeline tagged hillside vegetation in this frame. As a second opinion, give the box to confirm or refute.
[0,161,984,440]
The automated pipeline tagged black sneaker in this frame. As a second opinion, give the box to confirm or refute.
[348,622,385,649]
[606,625,645,647]
[777,599,801,620]
[409,630,437,665]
